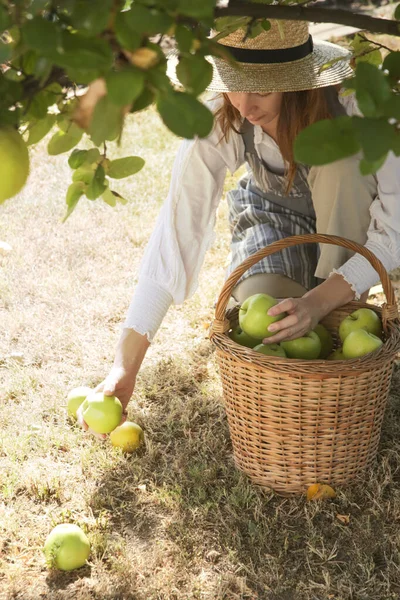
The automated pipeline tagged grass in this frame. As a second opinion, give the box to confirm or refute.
[1,99,400,599]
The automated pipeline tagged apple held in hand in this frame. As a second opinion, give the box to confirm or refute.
[342,329,383,359]
[229,326,260,348]
[67,386,92,419]
[313,324,333,359]
[253,343,287,357]
[239,293,285,340]
[81,392,123,434]
[44,523,90,571]
[110,421,144,453]
[281,331,321,360]
[339,308,382,342]
[327,347,346,360]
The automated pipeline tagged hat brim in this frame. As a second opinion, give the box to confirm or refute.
[167,40,353,94]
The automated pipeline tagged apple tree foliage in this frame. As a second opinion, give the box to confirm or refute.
[0,0,399,220]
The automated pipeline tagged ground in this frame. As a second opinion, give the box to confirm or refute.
[1,30,400,600]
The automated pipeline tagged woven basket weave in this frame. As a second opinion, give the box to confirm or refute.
[210,234,400,495]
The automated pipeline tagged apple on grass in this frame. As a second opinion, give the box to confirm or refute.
[81,392,123,434]
[229,325,260,348]
[253,343,287,358]
[44,523,90,571]
[313,323,333,359]
[281,331,321,360]
[327,347,346,360]
[110,421,144,453]
[239,293,286,340]
[342,329,383,359]
[339,308,382,342]
[67,386,92,419]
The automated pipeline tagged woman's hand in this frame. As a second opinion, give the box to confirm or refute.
[77,327,150,439]
[262,296,323,344]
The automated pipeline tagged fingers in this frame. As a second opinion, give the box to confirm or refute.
[267,298,297,317]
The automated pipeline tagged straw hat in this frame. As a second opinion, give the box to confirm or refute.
[168,19,353,93]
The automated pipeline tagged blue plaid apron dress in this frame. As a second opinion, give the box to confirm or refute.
[226,119,319,290]
[226,87,346,290]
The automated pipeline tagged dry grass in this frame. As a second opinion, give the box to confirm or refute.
[1,102,400,600]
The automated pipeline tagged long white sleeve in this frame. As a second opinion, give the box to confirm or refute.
[124,100,243,341]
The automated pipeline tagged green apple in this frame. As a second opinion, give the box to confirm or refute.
[239,293,285,340]
[313,323,333,359]
[327,347,346,360]
[342,329,383,359]
[81,392,123,434]
[281,331,321,359]
[110,421,144,453]
[67,386,92,419]
[253,343,287,357]
[229,325,260,348]
[44,523,90,571]
[339,308,382,342]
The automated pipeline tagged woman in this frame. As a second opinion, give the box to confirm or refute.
[78,19,400,430]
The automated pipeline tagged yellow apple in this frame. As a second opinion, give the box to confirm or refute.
[110,421,144,453]
[81,392,123,434]
[252,343,287,357]
[44,523,90,571]
[281,331,321,359]
[339,308,382,342]
[0,127,30,204]
[67,386,92,419]
[229,325,260,348]
[342,329,383,359]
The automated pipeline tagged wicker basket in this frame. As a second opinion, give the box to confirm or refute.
[210,234,400,495]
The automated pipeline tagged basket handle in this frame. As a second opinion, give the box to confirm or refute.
[211,233,399,334]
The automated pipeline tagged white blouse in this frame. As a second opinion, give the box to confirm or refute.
[125,93,400,341]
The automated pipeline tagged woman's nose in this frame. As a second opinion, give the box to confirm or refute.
[237,94,258,118]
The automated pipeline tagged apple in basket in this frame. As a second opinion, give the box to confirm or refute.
[239,293,286,340]
[253,343,287,358]
[339,308,382,342]
[229,325,260,348]
[313,323,333,359]
[327,347,346,360]
[342,329,383,359]
[281,331,321,360]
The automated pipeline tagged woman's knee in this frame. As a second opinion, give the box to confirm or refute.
[232,273,308,303]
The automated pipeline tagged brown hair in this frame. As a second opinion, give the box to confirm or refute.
[215,89,335,194]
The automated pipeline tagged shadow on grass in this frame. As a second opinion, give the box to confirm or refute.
[87,345,400,600]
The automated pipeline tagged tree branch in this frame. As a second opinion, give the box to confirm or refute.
[214,4,400,37]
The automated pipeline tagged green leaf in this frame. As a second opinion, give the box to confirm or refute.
[130,87,156,113]
[86,164,107,200]
[106,69,145,105]
[351,33,382,67]
[123,4,173,35]
[27,83,63,120]
[176,54,213,96]
[22,17,62,55]
[108,156,145,179]
[102,187,117,207]
[48,127,83,155]
[294,116,360,166]
[115,11,142,51]
[71,0,113,35]
[27,114,56,145]
[72,164,96,184]
[382,51,400,83]
[382,94,400,120]
[85,148,101,164]
[177,0,214,20]
[261,20,271,32]
[68,149,89,169]
[395,5,400,20]
[354,62,391,118]
[65,67,102,85]
[0,40,11,63]
[0,5,10,33]
[157,91,214,138]
[352,116,396,162]
[56,31,113,71]
[175,24,194,53]
[89,96,122,146]
[62,181,86,223]
[392,132,400,156]
[112,190,128,205]
[360,154,387,176]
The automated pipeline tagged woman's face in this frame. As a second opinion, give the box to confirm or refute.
[226,92,283,129]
